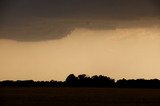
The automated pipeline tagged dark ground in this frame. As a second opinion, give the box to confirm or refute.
[0,88,160,106]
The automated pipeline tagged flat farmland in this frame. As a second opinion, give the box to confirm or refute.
[0,88,160,106]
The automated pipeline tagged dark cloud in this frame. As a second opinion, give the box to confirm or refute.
[0,0,160,41]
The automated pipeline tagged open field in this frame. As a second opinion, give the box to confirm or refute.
[0,88,160,106]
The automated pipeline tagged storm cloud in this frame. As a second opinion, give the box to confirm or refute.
[0,0,160,41]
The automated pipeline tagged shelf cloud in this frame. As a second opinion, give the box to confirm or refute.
[0,0,160,41]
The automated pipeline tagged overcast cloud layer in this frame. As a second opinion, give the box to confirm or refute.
[0,0,160,41]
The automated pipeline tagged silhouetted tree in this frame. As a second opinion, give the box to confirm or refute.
[116,78,127,88]
[65,74,78,87]
[77,74,91,87]
[91,75,115,87]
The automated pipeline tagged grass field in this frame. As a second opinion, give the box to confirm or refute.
[0,88,160,106]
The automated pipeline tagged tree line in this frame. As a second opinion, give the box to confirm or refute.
[0,74,160,88]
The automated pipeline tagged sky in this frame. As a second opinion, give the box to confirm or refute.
[0,0,160,81]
